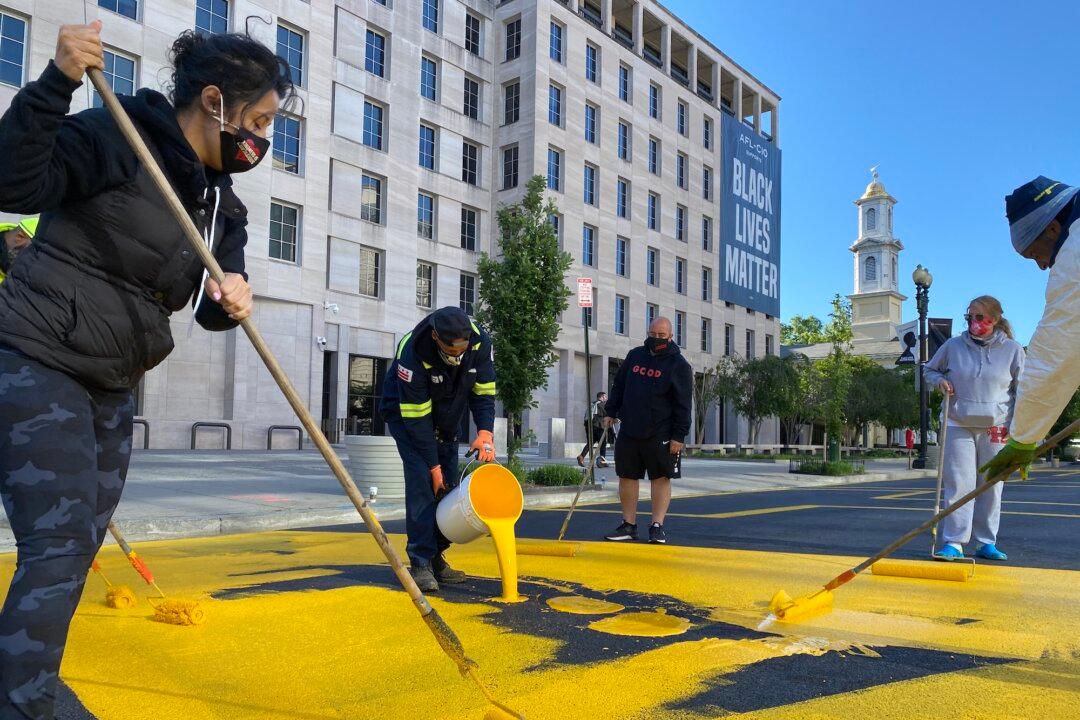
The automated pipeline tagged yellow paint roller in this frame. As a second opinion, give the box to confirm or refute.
[871,559,971,582]
[91,559,137,609]
[517,456,592,559]
[517,541,579,558]
[107,521,206,626]
[766,416,1080,624]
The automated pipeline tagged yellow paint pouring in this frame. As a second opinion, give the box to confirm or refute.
[546,595,625,615]
[588,610,692,637]
[469,465,526,603]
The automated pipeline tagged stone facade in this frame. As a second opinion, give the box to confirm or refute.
[0,0,780,449]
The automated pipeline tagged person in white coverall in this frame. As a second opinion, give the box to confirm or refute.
[981,176,1080,481]
[924,295,1024,561]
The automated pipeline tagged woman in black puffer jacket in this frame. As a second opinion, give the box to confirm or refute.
[0,22,294,718]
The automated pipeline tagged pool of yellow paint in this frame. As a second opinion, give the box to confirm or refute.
[546,595,625,615]
[469,464,524,603]
[588,610,692,637]
[5,529,1078,719]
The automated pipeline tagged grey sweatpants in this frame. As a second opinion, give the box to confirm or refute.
[939,424,1005,547]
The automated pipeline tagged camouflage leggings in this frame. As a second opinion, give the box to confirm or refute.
[0,348,133,720]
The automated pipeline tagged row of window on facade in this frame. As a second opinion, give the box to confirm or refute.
[0,3,307,177]
[577,225,717,301]
[581,297,774,358]
[545,13,733,127]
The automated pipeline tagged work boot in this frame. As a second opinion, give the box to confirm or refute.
[604,520,637,542]
[409,563,439,592]
[648,522,667,545]
[432,554,467,583]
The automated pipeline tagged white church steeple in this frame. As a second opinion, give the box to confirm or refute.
[849,168,907,341]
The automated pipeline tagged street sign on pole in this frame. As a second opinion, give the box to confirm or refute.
[577,277,595,489]
[578,278,596,308]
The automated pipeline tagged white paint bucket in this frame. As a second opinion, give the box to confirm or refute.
[436,464,523,545]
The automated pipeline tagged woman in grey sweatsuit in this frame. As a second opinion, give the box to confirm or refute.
[923,295,1024,561]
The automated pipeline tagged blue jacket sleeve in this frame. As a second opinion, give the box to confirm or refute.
[468,335,497,434]
[394,355,439,469]
[0,62,135,212]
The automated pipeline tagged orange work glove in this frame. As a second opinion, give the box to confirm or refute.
[470,430,496,463]
[430,465,445,496]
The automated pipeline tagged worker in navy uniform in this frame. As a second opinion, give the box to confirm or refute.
[380,306,497,592]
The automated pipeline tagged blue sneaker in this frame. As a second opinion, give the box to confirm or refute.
[933,545,965,561]
[974,544,1008,561]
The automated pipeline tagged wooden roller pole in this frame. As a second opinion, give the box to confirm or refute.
[85,71,525,719]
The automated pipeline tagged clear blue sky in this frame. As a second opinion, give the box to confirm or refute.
[666,0,1080,343]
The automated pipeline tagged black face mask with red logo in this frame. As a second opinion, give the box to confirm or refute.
[645,336,670,354]
[215,97,269,174]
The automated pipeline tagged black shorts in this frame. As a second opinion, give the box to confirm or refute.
[614,433,682,481]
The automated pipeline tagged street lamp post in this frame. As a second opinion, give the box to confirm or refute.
[911,264,933,469]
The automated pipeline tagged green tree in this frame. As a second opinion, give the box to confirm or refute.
[780,315,826,346]
[823,294,853,345]
[781,296,851,349]
[845,356,887,445]
[714,354,793,445]
[878,366,920,438]
[774,353,812,447]
[476,176,572,460]
[693,366,724,445]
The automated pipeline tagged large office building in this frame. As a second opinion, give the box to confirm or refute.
[0,0,781,450]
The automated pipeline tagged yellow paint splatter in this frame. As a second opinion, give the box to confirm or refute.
[546,595,625,615]
[589,610,692,637]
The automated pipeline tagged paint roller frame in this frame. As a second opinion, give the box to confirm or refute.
[87,69,524,720]
[869,393,975,583]
[768,416,1080,624]
[516,456,594,559]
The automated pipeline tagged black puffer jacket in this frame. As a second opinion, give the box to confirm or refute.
[0,61,247,391]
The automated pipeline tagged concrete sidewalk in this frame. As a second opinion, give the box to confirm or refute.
[0,449,934,551]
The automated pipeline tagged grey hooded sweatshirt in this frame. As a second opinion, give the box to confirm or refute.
[923,330,1025,429]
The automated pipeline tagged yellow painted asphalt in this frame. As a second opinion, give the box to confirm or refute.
[3,525,1076,719]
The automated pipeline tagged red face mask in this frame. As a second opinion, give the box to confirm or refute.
[969,318,994,337]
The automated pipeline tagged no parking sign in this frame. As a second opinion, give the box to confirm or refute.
[577,277,593,307]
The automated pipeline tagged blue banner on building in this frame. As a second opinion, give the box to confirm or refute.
[720,114,781,316]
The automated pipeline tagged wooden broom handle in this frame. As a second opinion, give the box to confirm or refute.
[85,69,435,617]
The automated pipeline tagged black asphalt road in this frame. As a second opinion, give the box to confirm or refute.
[513,468,1080,571]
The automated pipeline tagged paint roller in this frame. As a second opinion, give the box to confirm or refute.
[107,521,206,626]
[767,416,1080,624]
[870,394,974,583]
[87,68,524,718]
[516,462,592,559]
[91,559,137,609]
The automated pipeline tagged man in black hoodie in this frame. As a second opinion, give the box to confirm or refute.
[602,317,693,544]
